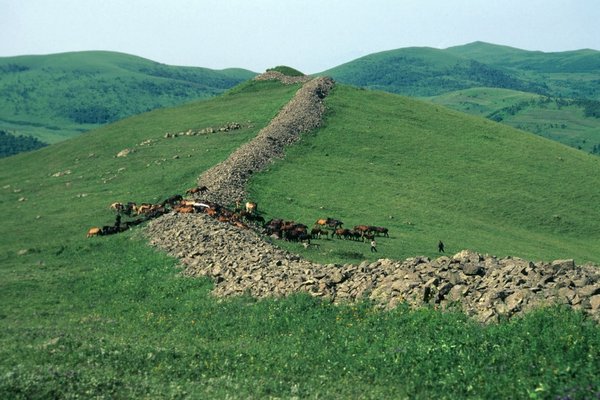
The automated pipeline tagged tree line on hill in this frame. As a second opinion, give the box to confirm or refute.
[489,97,600,122]
[0,130,47,158]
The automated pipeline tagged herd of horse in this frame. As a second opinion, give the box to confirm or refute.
[86,187,390,248]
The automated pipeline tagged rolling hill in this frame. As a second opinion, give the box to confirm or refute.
[322,42,600,154]
[1,76,598,398]
[0,51,256,144]
[322,41,600,100]
[428,87,600,153]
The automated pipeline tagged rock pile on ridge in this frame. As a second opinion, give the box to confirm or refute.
[194,75,335,205]
[253,70,312,85]
[146,212,600,323]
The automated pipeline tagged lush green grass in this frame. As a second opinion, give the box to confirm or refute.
[0,79,299,250]
[446,41,600,73]
[321,44,547,97]
[0,51,256,143]
[249,85,600,265]
[429,88,600,153]
[322,42,600,153]
[1,80,599,398]
[428,87,540,117]
[2,237,598,399]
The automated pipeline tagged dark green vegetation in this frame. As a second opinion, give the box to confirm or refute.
[322,42,600,100]
[0,51,256,144]
[0,130,47,158]
[267,65,305,76]
[322,42,600,154]
[1,80,598,398]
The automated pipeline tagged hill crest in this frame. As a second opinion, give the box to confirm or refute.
[0,50,256,145]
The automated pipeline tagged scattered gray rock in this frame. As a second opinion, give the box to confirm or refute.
[145,212,600,323]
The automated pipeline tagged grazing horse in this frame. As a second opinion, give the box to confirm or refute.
[245,202,257,214]
[110,202,124,213]
[173,204,195,213]
[371,226,389,237]
[122,202,137,216]
[186,186,208,195]
[161,194,183,207]
[315,217,344,229]
[87,227,102,238]
[333,228,351,239]
[353,225,370,236]
[311,227,329,239]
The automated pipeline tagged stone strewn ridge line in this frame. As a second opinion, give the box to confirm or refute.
[253,70,312,85]
[146,213,600,324]
[195,75,335,205]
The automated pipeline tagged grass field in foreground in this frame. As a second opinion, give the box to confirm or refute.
[1,80,598,399]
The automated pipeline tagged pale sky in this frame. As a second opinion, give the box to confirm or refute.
[2,0,599,73]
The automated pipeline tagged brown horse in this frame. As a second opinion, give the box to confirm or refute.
[87,227,102,238]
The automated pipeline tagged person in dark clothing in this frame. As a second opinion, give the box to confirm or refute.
[438,240,445,253]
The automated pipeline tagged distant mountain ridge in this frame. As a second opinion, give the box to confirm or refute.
[447,41,600,73]
[0,51,256,144]
[321,42,600,98]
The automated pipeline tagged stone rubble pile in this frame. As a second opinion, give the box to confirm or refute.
[194,75,335,205]
[164,122,243,138]
[253,70,312,85]
[146,212,600,323]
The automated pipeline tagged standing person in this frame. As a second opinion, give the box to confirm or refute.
[370,239,377,253]
[438,240,445,253]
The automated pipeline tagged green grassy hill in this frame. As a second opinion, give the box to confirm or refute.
[429,88,600,153]
[447,41,600,74]
[322,42,600,154]
[1,80,598,398]
[446,42,600,100]
[250,85,600,264]
[0,51,256,144]
[321,45,547,97]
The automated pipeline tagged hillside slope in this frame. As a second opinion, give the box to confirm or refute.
[2,77,599,268]
[321,42,600,153]
[248,85,600,264]
[1,77,599,399]
[322,42,600,99]
[144,76,598,324]
[428,87,600,153]
[0,51,256,144]
[320,45,548,97]
[446,42,600,100]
